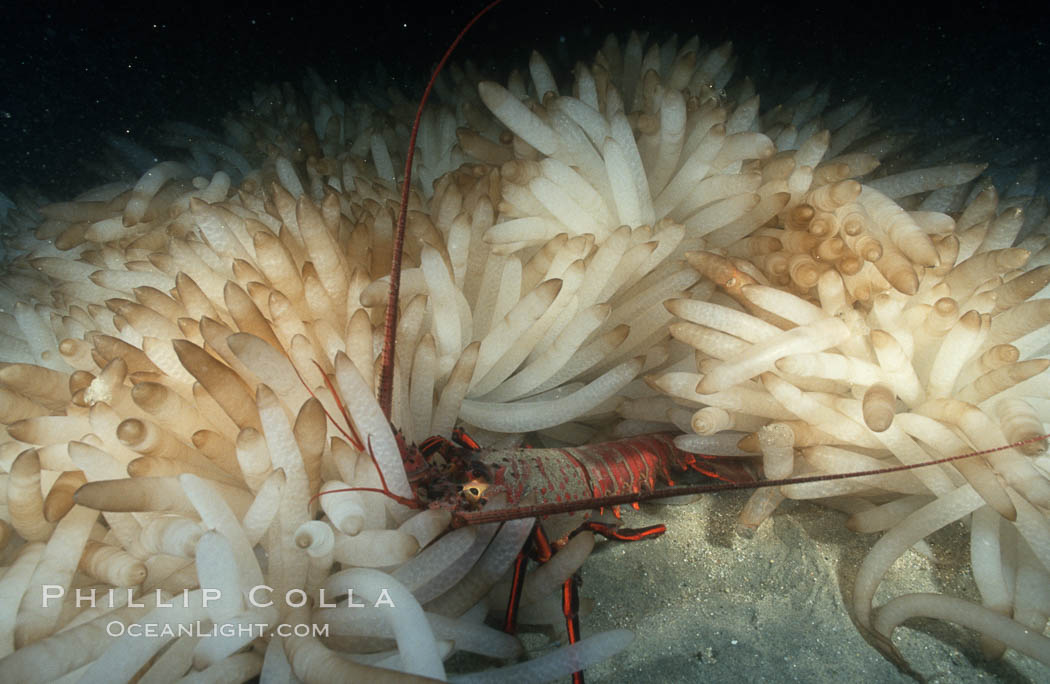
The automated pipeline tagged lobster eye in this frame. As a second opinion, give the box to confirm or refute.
[459,478,490,507]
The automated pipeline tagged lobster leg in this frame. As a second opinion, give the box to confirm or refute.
[575,520,667,542]
[501,519,667,684]
[502,521,553,635]
[562,572,584,684]
[502,522,589,683]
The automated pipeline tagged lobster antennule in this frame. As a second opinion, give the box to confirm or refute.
[308,484,421,510]
[314,361,366,450]
[378,0,507,420]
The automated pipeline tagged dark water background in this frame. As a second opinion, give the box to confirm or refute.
[0,1,1047,200]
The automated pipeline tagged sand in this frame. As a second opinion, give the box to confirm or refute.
[492,491,1047,683]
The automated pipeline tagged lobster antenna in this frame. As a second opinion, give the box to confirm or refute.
[449,432,1050,527]
[378,0,506,420]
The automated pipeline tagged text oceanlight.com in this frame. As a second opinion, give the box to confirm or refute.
[105,621,329,639]
[40,585,397,609]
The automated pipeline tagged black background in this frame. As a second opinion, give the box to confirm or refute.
[1,0,1047,198]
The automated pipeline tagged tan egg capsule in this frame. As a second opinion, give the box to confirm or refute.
[814,237,846,262]
[14,504,99,648]
[861,384,896,432]
[996,398,1047,455]
[779,230,819,253]
[921,297,959,338]
[139,515,204,558]
[223,281,284,352]
[785,204,814,232]
[105,298,181,340]
[0,387,49,423]
[318,481,366,536]
[684,251,758,302]
[198,317,255,383]
[761,154,796,183]
[116,417,180,458]
[241,468,285,548]
[130,380,205,432]
[927,310,984,399]
[0,364,72,404]
[859,186,939,266]
[78,540,147,587]
[119,418,242,486]
[978,206,1025,253]
[834,204,869,236]
[739,485,786,529]
[841,231,882,262]
[132,284,186,321]
[74,477,199,516]
[737,420,840,451]
[7,411,92,449]
[746,235,782,255]
[346,308,375,394]
[670,321,749,361]
[457,128,514,165]
[978,344,1020,374]
[54,222,88,250]
[873,242,919,295]
[68,369,95,397]
[172,339,261,431]
[920,398,1050,508]
[231,259,264,287]
[235,427,273,493]
[500,159,544,184]
[296,521,336,597]
[985,299,1050,348]
[787,253,824,290]
[226,333,311,409]
[816,269,848,316]
[806,214,839,240]
[329,436,361,485]
[8,450,56,541]
[908,210,956,237]
[58,337,95,371]
[331,528,420,568]
[760,251,790,279]
[741,284,826,326]
[691,407,733,435]
[192,429,241,476]
[91,334,162,375]
[252,230,305,305]
[42,470,87,523]
[293,398,326,498]
[869,330,925,407]
[931,234,960,276]
[808,179,861,212]
[398,509,453,548]
[943,247,1030,300]
[990,265,1050,315]
[837,253,863,276]
[757,422,795,479]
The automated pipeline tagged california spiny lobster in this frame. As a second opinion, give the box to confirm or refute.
[308,2,1050,681]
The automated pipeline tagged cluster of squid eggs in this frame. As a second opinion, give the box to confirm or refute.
[0,30,1048,680]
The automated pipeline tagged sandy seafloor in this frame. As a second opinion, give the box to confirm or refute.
[451,491,1047,683]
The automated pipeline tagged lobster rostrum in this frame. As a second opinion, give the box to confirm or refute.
[304,1,1050,680]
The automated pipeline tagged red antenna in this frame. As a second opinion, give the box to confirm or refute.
[449,432,1050,527]
[377,0,506,420]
